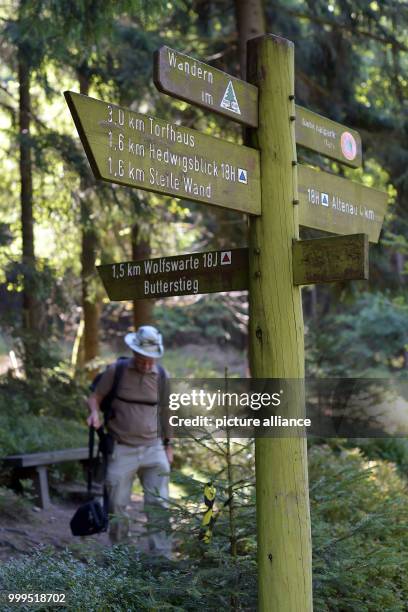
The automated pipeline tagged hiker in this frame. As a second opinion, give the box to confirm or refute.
[87,325,173,557]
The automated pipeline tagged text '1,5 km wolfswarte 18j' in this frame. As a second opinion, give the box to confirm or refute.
[64,91,261,215]
[97,248,249,300]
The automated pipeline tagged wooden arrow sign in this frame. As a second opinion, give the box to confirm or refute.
[298,165,388,242]
[64,91,261,215]
[97,248,249,300]
[154,46,258,128]
[295,106,362,168]
[293,234,369,285]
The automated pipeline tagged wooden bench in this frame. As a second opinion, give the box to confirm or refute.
[2,447,96,510]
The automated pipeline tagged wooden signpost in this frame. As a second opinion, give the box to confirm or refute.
[64,91,261,215]
[154,46,258,127]
[247,36,313,611]
[97,248,248,300]
[66,34,389,612]
[298,164,388,243]
[295,106,362,168]
[293,234,369,285]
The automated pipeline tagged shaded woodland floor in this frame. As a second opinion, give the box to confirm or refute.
[0,492,148,563]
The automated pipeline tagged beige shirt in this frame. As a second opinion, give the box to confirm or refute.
[95,359,171,446]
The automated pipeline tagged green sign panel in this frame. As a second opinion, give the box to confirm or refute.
[97,248,249,300]
[295,106,362,168]
[298,165,388,243]
[64,91,261,215]
[293,234,369,285]
[154,46,258,128]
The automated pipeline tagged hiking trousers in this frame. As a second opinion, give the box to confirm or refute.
[105,440,171,556]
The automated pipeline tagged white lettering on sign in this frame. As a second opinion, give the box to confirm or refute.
[127,163,145,181]
[307,187,376,221]
[128,139,145,157]
[203,251,218,267]
[301,117,336,141]
[332,195,358,216]
[201,90,214,105]
[149,143,219,176]
[315,125,336,139]
[105,106,250,199]
[220,81,241,115]
[128,115,145,132]
[107,106,145,132]
[167,50,214,84]
[149,168,181,191]
[109,251,239,283]
[148,117,195,148]
[144,277,200,295]
[221,163,236,182]
[144,255,200,275]
[183,176,212,198]
[127,262,141,276]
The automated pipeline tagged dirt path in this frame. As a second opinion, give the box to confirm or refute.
[0,493,147,563]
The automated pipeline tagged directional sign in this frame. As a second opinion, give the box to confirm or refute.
[293,234,369,285]
[97,248,249,300]
[298,165,388,243]
[154,46,258,128]
[295,106,362,168]
[64,91,261,215]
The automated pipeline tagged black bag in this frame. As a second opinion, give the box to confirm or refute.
[70,426,109,536]
[70,498,108,536]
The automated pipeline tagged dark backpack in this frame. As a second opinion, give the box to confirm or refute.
[90,356,128,426]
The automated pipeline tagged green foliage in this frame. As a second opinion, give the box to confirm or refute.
[311,445,408,610]
[0,547,256,611]
[0,366,88,484]
[0,412,86,458]
[0,366,88,421]
[306,291,408,377]
[1,444,408,609]
[156,294,247,349]
[344,437,408,473]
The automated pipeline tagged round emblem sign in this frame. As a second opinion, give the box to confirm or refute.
[340,131,357,161]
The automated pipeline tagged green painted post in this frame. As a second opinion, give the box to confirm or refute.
[247,35,313,611]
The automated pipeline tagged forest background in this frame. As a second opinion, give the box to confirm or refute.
[0,1,407,610]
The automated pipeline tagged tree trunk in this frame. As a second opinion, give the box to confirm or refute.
[81,206,100,365]
[394,251,405,284]
[132,223,154,329]
[234,0,266,78]
[78,68,100,372]
[18,9,42,372]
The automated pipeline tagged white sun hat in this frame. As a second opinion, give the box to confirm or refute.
[124,325,164,358]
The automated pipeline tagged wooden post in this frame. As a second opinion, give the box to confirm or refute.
[247,35,313,611]
[35,466,51,509]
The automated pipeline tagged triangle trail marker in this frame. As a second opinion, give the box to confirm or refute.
[220,80,241,114]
